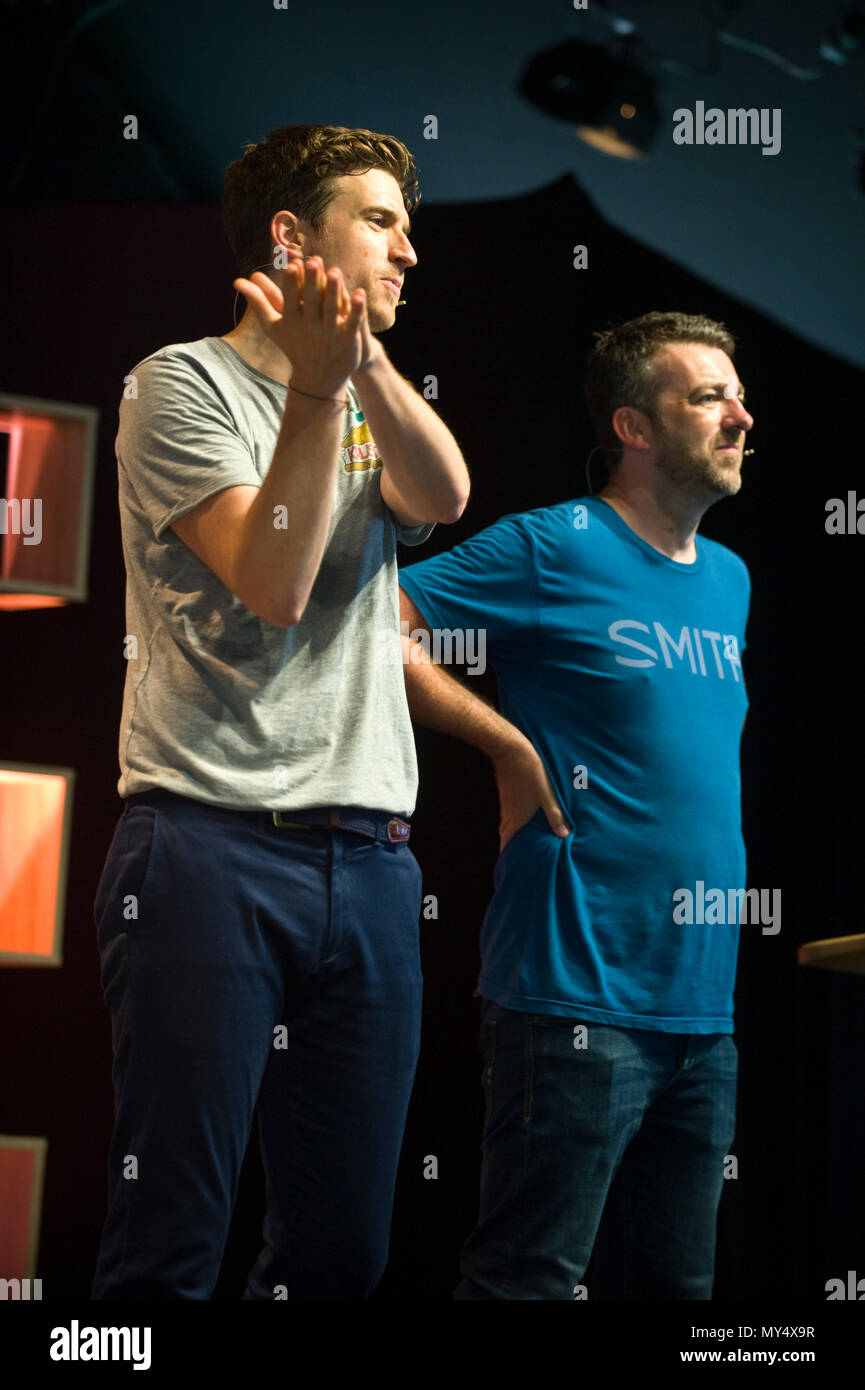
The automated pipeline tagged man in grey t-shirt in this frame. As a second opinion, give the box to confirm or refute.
[91,124,469,1300]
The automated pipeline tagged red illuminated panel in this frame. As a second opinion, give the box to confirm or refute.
[0,394,98,608]
[0,1137,47,1282]
[0,765,75,964]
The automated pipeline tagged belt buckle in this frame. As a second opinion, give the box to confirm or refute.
[272,811,309,829]
[386,817,410,843]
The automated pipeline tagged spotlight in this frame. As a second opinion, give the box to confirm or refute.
[518,38,660,159]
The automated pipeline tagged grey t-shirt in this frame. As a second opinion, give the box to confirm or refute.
[116,336,434,812]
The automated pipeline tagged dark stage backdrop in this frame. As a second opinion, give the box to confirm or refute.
[0,176,862,1301]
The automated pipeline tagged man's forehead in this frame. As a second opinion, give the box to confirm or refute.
[653,341,738,391]
[331,167,407,212]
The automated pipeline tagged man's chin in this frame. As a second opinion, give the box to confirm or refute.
[706,471,742,499]
[367,307,395,334]
[716,461,743,488]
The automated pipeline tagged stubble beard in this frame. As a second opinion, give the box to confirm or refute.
[365,288,395,334]
[654,430,742,505]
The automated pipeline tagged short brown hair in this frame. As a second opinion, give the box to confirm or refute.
[222,124,420,278]
[584,311,736,465]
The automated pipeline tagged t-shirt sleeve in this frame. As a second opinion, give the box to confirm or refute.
[398,512,539,651]
[394,519,436,547]
[117,351,263,541]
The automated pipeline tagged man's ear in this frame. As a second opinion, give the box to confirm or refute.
[270,209,304,262]
[611,405,653,453]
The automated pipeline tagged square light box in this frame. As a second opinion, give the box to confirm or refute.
[0,763,75,965]
[0,392,99,610]
[0,1136,47,1281]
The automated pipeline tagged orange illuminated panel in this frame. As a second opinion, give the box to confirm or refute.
[0,393,98,608]
[0,594,68,610]
[0,1137,47,1282]
[0,764,75,965]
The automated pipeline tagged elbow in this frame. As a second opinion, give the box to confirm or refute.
[438,488,470,525]
[274,597,307,628]
[280,583,316,627]
[253,604,298,629]
[274,609,303,629]
[249,589,308,629]
[232,555,310,627]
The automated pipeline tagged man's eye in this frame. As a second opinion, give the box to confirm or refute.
[698,394,719,403]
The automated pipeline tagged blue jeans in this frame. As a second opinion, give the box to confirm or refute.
[455,1000,738,1300]
[91,791,423,1300]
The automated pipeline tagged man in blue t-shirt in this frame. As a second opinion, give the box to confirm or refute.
[398,311,754,1300]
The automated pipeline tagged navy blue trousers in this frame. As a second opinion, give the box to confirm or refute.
[91,791,423,1300]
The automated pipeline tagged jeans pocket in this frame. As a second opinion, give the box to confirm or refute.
[95,806,159,951]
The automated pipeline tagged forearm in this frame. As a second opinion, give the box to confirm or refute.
[352,353,469,524]
[233,388,346,626]
[401,635,527,761]
[399,589,571,842]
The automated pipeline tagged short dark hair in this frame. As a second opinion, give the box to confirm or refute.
[221,124,421,278]
[584,311,736,465]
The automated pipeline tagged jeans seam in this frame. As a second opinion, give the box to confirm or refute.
[117,806,160,924]
[522,1018,534,1124]
[620,1159,634,1299]
[503,1017,534,1297]
[323,829,337,958]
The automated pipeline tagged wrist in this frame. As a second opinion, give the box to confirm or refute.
[287,374,351,405]
[352,339,388,378]
[482,722,531,765]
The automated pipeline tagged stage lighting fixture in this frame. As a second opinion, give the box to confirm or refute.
[517,38,660,160]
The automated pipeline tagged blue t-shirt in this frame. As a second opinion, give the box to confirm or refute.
[399,495,750,1033]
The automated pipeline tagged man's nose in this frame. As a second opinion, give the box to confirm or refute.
[391,229,417,268]
[725,397,754,431]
